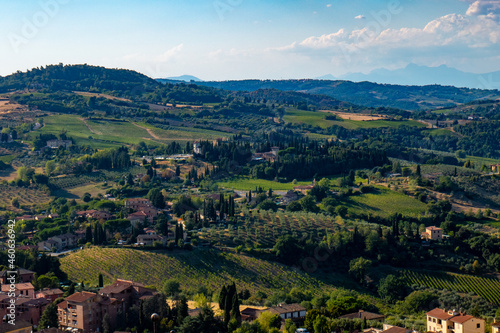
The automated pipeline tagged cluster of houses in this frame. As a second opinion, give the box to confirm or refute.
[16,197,174,253]
[0,268,496,333]
[0,271,155,333]
[0,268,62,327]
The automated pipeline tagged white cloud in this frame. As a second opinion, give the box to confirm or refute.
[273,11,500,73]
[326,4,332,8]
[156,44,184,63]
[354,15,366,20]
[466,0,500,16]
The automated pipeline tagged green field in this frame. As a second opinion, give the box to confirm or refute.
[218,176,312,191]
[60,247,335,295]
[283,110,337,129]
[30,115,231,148]
[401,269,500,305]
[283,110,426,130]
[342,186,428,217]
[329,119,426,130]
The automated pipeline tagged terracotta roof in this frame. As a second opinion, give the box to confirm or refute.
[241,307,264,317]
[382,327,406,333]
[426,226,442,231]
[339,310,385,320]
[268,303,306,314]
[426,308,454,320]
[65,291,96,303]
[1,282,34,292]
[492,322,500,327]
[57,300,68,309]
[99,280,133,294]
[450,315,474,324]
[38,288,64,296]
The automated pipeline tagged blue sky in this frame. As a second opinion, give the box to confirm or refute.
[1,0,499,80]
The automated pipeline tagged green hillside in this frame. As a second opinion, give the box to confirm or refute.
[60,247,336,295]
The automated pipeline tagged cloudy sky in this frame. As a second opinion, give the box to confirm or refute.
[1,0,500,80]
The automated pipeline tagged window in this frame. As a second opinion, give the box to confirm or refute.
[477,324,481,329]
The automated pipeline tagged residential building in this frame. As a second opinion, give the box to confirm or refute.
[136,233,165,246]
[36,288,64,302]
[125,198,152,210]
[38,233,78,252]
[0,295,48,326]
[98,279,155,310]
[280,190,300,205]
[339,309,385,322]
[426,308,484,333]
[57,291,120,333]
[241,307,266,321]
[0,268,35,284]
[266,303,307,321]
[1,283,35,298]
[424,226,443,241]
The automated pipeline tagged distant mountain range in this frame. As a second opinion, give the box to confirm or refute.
[317,63,500,90]
[162,75,202,82]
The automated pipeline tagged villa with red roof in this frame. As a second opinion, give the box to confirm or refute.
[427,308,484,333]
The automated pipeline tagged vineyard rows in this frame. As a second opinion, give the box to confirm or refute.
[401,269,500,305]
[60,247,333,295]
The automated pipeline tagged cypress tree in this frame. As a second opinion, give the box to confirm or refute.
[219,285,227,312]
[230,292,241,323]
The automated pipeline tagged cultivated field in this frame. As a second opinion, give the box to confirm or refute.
[60,247,334,295]
[401,269,500,305]
[342,186,428,217]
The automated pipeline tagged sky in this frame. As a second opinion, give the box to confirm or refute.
[1,0,500,80]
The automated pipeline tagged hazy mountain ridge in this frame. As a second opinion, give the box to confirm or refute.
[325,63,500,90]
[197,78,500,111]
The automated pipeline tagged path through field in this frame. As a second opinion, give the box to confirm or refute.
[79,118,102,135]
[131,122,162,140]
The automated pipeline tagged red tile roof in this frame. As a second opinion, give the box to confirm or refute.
[450,315,474,324]
[426,308,454,320]
[65,291,96,303]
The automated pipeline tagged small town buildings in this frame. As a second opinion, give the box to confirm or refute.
[36,288,64,302]
[125,198,152,210]
[0,268,35,285]
[38,233,78,252]
[1,283,35,298]
[0,295,48,326]
[426,308,484,333]
[424,226,443,241]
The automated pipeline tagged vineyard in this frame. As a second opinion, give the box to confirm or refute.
[60,247,335,296]
[195,210,364,248]
[51,174,107,189]
[0,184,50,208]
[401,269,500,305]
